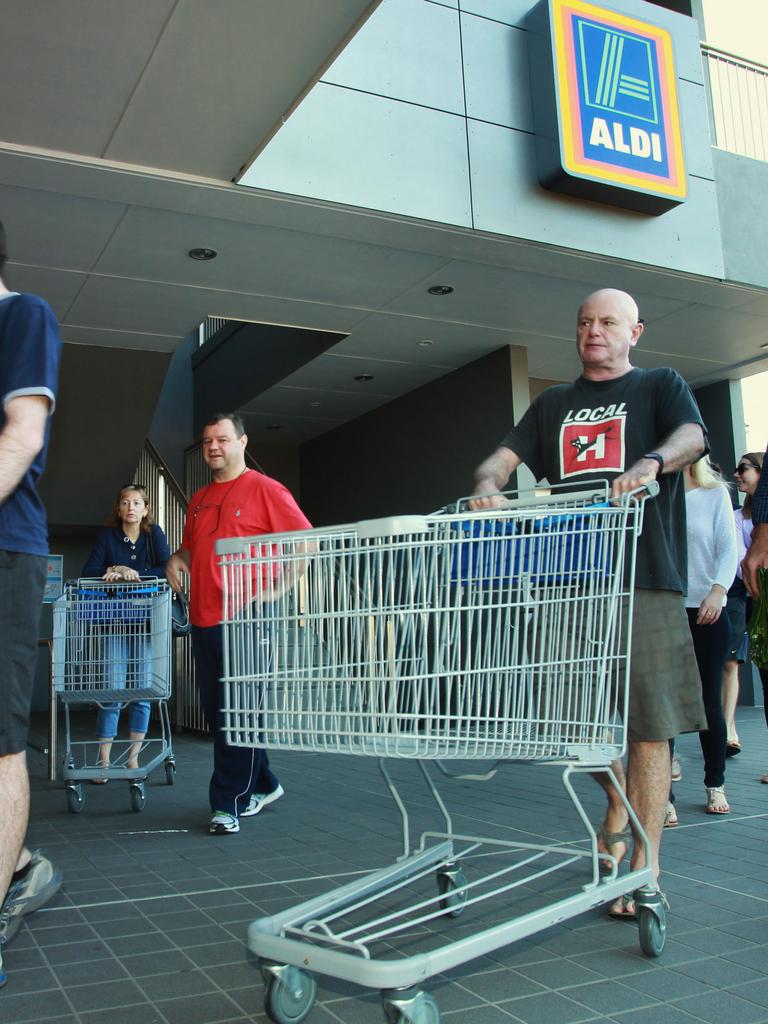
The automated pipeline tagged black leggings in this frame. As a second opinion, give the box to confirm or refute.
[687,608,732,788]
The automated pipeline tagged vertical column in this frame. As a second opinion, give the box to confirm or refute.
[507,344,537,493]
[693,379,744,483]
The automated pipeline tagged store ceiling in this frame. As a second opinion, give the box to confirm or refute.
[2,0,767,446]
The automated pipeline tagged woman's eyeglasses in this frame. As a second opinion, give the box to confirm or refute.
[736,463,759,474]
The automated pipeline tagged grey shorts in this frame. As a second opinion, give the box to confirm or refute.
[0,550,46,755]
[626,589,705,742]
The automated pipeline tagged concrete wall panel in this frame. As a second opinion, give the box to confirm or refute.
[248,84,472,226]
[468,119,724,277]
[325,0,464,113]
[714,149,768,289]
[462,16,532,131]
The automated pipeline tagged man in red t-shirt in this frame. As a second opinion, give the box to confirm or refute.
[167,413,311,835]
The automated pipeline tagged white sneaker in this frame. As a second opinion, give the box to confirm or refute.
[0,850,62,945]
[671,754,682,781]
[209,811,239,834]
[241,784,284,817]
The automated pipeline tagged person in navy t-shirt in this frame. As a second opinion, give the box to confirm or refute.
[0,219,62,983]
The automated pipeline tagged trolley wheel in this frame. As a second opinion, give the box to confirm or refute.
[383,991,440,1024]
[164,760,176,785]
[264,967,317,1024]
[129,783,146,813]
[66,784,84,814]
[436,866,468,918]
[638,902,666,957]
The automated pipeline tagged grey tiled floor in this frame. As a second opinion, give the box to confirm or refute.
[7,706,768,1024]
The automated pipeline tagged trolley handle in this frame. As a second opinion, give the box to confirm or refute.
[439,478,659,515]
[625,479,660,501]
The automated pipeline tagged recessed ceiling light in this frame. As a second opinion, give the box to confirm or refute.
[188,247,218,261]
[428,284,454,296]
[761,343,768,350]
[354,374,374,382]
[266,423,282,431]
[417,339,434,348]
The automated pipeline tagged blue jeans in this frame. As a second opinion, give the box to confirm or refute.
[192,623,279,816]
[95,634,152,738]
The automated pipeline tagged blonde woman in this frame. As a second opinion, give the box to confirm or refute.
[683,457,738,813]
[82,485,170,778]
[722,452,764,757]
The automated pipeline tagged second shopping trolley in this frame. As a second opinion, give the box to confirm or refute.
[53,577,176,812]
[217,484,662,1024]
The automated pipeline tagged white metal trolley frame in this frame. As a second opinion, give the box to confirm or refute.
[217,485,664,1024]
[53,578,176,812]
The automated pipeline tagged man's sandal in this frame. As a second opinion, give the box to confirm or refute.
[608,893,637,920]
[597,824,631,874]
[609,887,669,922]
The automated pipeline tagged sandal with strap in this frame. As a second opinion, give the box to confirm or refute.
[608,892,637,920]
[706,786,730,814]
[609,887,670,921]
[663,802,678,827]
[597,824,631,875]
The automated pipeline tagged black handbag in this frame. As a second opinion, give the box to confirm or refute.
[171,590,192,638]
[146,528,191,637]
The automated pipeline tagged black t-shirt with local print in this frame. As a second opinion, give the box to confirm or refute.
[501,367,707,593]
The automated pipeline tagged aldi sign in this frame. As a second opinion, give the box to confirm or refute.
[527,0,687,214]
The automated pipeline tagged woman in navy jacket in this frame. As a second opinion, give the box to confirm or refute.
[82,484,170,778]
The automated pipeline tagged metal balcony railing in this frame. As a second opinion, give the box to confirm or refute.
[702,43,768,162]
[198,316,230,346]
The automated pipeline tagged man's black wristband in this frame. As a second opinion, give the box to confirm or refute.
[642,452,664,474]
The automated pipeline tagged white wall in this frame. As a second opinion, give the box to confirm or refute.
[242,0,723,279]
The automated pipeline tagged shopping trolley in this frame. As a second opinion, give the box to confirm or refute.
[52,578,175,812]
[218,484,663,1024]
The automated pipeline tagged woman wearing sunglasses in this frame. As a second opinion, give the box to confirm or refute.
[82,484,170,780]
[722,453,764,761]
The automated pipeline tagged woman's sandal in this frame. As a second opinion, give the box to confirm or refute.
[597,824,631,874]
[705,786,730,814]
[663,802,678,827]
[91,761,110,785]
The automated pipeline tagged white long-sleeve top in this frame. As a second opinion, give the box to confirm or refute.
[685,484,738,608]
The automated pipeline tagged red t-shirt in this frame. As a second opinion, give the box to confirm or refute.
[181,470,311,627]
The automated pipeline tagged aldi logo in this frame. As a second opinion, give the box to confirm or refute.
[527,0,687,214]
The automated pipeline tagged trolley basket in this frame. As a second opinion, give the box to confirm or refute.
[217,485,665,1022]
[52,578,176,811]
